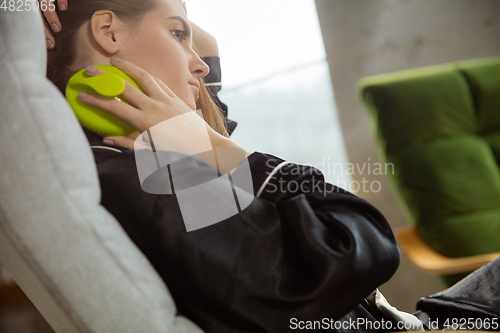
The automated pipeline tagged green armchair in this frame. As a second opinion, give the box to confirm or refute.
[358,56,500,286]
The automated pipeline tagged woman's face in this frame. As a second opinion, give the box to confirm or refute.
[117,0,210,110]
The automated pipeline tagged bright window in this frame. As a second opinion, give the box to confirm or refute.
[186,0,351,186]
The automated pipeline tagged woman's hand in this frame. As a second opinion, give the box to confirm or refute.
[79,57,197,147]
[79,57,250,173]
[39,0,68,49]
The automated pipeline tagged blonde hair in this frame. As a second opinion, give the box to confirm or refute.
[47,0,229,137]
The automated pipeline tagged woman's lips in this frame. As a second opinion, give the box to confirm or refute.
[189,83,200,101]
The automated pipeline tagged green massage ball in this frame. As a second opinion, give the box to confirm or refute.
[66,65,144,137]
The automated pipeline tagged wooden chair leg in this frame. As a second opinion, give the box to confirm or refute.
[395,226,500,275]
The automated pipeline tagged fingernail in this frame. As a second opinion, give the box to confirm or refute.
[110,56,121,62]
[103,139,114,146]
[86,65,97,73]
[78,92,88,98]
[51,23,60,33]
[46,40,54,49]
[60,3,66,10]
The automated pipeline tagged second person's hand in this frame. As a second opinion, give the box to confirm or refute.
[40,0,68,49]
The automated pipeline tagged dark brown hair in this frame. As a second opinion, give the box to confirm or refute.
[47,0,229,137]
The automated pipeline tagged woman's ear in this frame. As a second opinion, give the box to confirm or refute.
[90,10,123,54]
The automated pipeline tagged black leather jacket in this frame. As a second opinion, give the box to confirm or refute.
[83,125,400,333]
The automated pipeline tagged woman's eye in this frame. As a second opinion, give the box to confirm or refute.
[171,29,185,42]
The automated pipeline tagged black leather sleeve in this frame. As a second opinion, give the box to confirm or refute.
[94,148,400,333]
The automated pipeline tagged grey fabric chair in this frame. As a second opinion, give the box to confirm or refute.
[0,7,204,333]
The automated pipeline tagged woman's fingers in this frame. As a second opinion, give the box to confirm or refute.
[78,92,146,132]
[80,60,193,136]
[40,0,62,34]
[119,80,156,110]
[85,65,153,111]
[110,57,175,100]
[43,17,55,49]
[102,130,139,151]
[57,0,68,11]
[85,65,108,76]
[81,66,150,134]
[102,135,136,150]
[39,0,68,49]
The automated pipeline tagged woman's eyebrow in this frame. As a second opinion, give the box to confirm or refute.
[167,16,192,37]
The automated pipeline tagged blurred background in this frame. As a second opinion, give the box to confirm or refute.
[1,0,500,331]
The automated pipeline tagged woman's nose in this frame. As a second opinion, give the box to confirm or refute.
[191,52,210,79]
